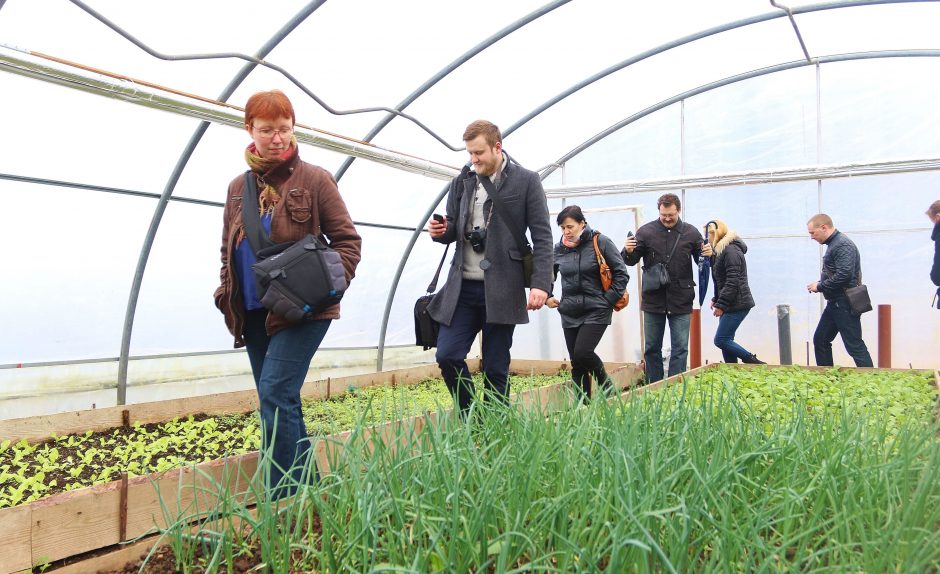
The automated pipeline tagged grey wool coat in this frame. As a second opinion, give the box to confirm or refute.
[428,156,554,326]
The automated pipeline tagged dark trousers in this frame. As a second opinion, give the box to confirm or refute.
[713,308,754,363]
[435,280,515,415]
[563,323,610,399]
[244,309,331,497]
[813,298,874,367]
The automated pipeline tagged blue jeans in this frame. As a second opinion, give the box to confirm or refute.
[243,310,331,497]
[714,308,754,363]
[435,280,515,416]
[813,297,873,367]
[643,312,691,383]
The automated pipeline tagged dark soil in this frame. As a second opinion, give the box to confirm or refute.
[3,413,257,500]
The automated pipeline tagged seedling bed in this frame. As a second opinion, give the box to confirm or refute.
[0,360,641,573]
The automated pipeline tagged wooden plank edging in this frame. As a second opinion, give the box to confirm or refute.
[0,361,575,572]
[0,505,31,573]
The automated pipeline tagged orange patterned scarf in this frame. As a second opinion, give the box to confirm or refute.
[244,137,298,214]
[238,138,298,246]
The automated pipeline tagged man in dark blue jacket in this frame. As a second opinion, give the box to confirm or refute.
[806,213,873,367]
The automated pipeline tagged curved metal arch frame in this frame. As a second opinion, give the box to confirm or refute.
[541,49,940,181]
[374,47,940,369]
[333,0,573,181]
[503,0,939,139]
[116,1,327,404]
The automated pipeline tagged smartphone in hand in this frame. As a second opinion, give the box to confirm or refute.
[432,213,445,223]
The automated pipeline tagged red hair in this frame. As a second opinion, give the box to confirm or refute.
[244,90,295,128]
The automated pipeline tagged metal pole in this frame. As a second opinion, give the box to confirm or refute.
[777,304,793,365]
[878,304,892,368]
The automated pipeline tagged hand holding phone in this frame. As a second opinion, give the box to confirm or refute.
[429,213,446,238]
[624,230,637,253]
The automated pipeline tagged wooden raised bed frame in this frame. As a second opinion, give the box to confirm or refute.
[0,359,643,574]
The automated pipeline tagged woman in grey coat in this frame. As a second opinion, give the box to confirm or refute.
[547,206,629,399]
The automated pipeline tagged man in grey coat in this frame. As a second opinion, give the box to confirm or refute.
[427,120,553,415]
[806,213,873,367]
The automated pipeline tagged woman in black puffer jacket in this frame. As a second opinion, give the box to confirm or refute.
[546,205,630,399]
[707,220,764,364]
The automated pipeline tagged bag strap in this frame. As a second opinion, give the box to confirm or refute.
[592,232,611,289]
[592,232,606,268]
[664,224,683,263]
[479,175,531,255]
[427,243,450,294]
[241,171,276,255]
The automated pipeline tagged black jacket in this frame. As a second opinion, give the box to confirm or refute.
[622,219,703,314]
[710,234,755,312]
[818,230,862,301]
[553,227,630,328]
[931,221,940,287]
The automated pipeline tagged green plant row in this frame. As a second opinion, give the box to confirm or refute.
[0,372,568,509]
[150,372,940,573]
[667,365,938,436]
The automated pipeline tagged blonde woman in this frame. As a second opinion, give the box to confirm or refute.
[706,220,764,364]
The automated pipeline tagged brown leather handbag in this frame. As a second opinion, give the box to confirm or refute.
[592,233,629,311]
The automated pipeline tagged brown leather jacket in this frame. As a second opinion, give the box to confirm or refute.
[213,152,362,348]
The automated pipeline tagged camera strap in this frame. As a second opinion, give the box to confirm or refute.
[479,175,532,256]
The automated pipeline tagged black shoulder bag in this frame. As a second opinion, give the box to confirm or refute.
[641,226,682,293]
[822,263,872,316]
[479,176,533,287]
[845,273,873,316]
[414,244,450,350]
[241,172,348,323]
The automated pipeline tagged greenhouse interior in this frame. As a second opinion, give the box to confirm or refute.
[1,0,939,572]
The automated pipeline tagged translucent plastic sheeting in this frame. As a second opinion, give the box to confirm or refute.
[683,67,819,175]
[0,182,156,364]
[793,3,940,57]
[506,17,804,173]
[822,171,940,232]
[1,73,205,194]
[130,199,233,356]
[331,156,452,225]
[560,104,682,185]
[0,0,254,97]
[819,59,940,164]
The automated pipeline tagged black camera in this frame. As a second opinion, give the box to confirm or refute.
[466,226,487,253]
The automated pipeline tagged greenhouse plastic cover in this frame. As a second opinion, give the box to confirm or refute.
[1,0,939,410]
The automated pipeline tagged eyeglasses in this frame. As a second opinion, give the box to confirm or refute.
[252,126,293,139]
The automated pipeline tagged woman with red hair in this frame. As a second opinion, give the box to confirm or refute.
[213,90,361,497]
